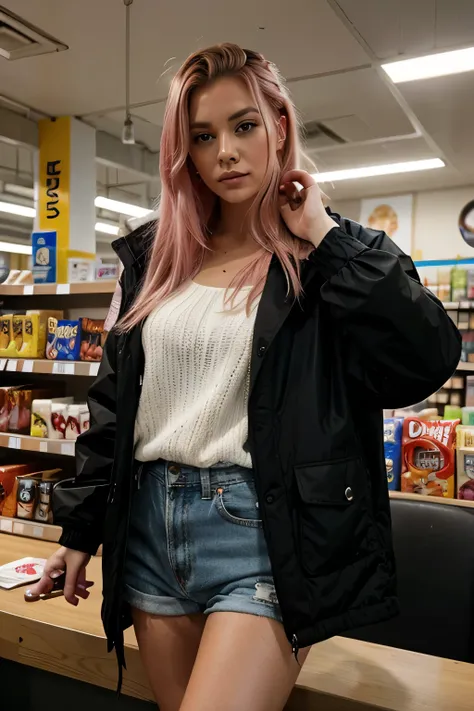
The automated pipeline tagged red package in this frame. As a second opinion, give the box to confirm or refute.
[0,464,33,514]
[402,417,459,498]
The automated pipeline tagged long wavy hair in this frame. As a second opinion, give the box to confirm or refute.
[120,43,312,331]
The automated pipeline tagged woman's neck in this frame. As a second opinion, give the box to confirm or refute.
[212,197,254,248]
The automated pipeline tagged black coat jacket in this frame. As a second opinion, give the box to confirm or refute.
[55,213,461,684]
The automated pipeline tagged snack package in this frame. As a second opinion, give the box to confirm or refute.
[17,477,38,519]
[384,418,403,491]
[35,481,54,523]
[65,403,89,440]
[30,398,72,438]
[46,318,81,360]
[456,426,474,501]
[32,230,57,284]
[2,469,62,519]
[0,315,11,350]
[402,417,459,498]
[80,318,106,361]
[0,310,64,359]
[0,558,47,590]
[0,464,33,514]
[12,315,23,351]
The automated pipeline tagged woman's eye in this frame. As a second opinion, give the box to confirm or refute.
[236,121,256,134]
[194,133,213,144]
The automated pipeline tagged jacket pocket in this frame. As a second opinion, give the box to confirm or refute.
[294,457,374,577]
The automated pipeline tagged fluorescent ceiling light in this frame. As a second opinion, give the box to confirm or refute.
[312,158,445,183]
[0,201,36,218]
[0,241,32,255]
[95,221,120,236]
[382,46,474,83]
[4,184,35,199]
[95,196,152,218]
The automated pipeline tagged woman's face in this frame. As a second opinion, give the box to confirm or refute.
[188,75,283,205]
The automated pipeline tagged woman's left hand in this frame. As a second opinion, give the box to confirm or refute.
[279,170,338,248]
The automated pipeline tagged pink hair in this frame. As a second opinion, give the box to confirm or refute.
[120,43,311,331]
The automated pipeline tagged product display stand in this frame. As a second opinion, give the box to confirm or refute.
[0,282,114,544]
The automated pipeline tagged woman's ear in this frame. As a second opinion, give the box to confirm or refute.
[277,115,287,148]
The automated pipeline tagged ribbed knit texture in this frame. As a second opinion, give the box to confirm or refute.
[134,281,259,468]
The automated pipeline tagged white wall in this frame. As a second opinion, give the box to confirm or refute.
[332,186,474,261]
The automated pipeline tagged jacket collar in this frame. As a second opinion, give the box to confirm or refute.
[112,220,157,270]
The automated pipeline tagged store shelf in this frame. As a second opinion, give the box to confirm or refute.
[0,433,75,457]
[455,362,474,372]
[389,491,474,509]
[0,359,100,377]
[0,280,116,296]
[0,516,61,542]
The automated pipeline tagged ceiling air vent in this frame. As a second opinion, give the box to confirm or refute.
[0,5,67,60]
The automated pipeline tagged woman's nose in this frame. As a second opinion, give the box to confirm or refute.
[218,134,239,164]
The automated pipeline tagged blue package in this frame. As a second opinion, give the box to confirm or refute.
[32,230,57,284]
[46,318,82,361]
[384,417,403,491]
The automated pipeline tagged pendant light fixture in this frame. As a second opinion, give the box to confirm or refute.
[122,0,135,144]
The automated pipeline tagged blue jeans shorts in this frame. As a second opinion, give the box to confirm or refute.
[123,460,282,624]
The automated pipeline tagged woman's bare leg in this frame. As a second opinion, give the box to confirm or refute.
[132,608,206,711]
[179,612,310,711]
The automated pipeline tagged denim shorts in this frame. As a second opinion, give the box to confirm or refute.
[123,460,282,623]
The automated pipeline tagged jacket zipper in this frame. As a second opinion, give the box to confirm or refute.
[291,634,300,664]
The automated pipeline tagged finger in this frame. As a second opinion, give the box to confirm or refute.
[280,169,316,191]
[64,564,81,606]
[75,568,93,599]
[25,574,55,600]
[280,183,304,212]
[76,585,90,600]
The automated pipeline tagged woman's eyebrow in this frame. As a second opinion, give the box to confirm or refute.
[190,106,259,130]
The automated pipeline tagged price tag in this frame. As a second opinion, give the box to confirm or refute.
[6,360,17,372]
[13,522,25,535]
[22,360,34,373]
[39,441,48,453]
[56,283,71,295]
[0,518,13,533]
[0,359,6,371]
[89,362,100,377]
[23,285,34,295]
[8,436,20,449]
[32,526,44,538]
[53,362,66,375]
[61,442,75,456]
[460,301,470,310]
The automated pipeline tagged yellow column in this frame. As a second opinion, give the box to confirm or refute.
[37,117,96,283]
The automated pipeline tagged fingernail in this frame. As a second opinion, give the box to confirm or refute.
[50,570,63,579]
[25,589,33,596]
[77,584,86,590]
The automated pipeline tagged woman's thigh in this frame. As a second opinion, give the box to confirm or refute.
[132,607,206,711]
[179,611,310,711]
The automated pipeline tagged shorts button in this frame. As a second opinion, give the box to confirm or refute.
[258,345,266,357]
[345,487,353,501]
[266,494,274,504]
[169,464,180,475]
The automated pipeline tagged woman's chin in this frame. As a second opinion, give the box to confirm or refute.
[217,187,259,204]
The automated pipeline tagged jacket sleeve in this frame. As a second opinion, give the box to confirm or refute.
[309,221,462,409]
[56,331,118,554]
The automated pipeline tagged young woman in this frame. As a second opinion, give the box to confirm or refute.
[29,44,460,711]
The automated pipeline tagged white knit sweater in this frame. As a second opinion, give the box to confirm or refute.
[134,281,259,468]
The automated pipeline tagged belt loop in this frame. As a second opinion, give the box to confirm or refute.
[200,468,212,500]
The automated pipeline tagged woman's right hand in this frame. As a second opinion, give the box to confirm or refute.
[26,546,93,606]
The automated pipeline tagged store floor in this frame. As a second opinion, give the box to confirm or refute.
[1,658,154,710]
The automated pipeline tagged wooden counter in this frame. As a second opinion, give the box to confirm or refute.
[1,534,473,710]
